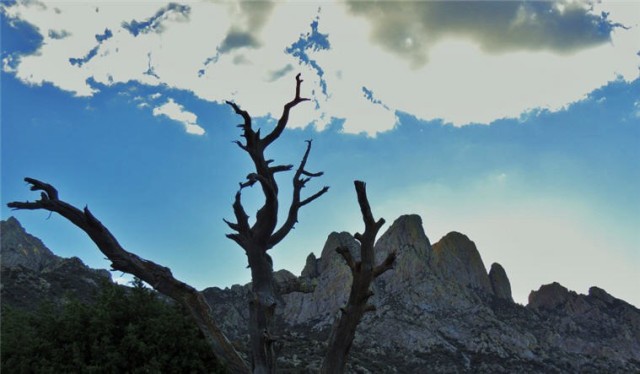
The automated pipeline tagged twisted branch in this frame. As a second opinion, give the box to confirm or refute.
[8,177,249,373]
[269,140,329,249]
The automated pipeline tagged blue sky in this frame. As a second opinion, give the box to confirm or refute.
[2,1,639,307]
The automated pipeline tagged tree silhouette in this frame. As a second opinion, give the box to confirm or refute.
[222,73,329,372]
[8,75,395,373]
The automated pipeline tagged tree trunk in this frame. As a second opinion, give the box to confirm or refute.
[224,74,328,373]
[321,181,396,373]
[247,249,278,373]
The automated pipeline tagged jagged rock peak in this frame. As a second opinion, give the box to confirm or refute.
[1,217,60,271]
[528,282,573,309]
[372,214,432,290]
[489,262,513,302]
[301,252,318,278]
[376,214,431,250]
[431,232,493,294]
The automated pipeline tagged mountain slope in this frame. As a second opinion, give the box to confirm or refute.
[1,217,111,309]
[2,216,639,373]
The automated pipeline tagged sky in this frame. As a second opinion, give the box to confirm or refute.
[1,0,639,308]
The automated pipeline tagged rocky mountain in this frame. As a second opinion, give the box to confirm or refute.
[2,216,639,373]
[205,215,640,373]
[1,217,111,309]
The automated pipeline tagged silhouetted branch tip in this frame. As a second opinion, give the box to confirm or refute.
[299,186,330,207]
[24,177,59,200]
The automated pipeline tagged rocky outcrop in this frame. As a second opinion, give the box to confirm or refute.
[301,252,319,278]
[489,262,513,302]
[522,282,640,370]
[1,217,111,310]
[528,282,573,310]
[273,216,640,372]
[1,217,59,271]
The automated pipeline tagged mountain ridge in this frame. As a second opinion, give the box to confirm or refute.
[1,217,111,309]
[2,216,639,372]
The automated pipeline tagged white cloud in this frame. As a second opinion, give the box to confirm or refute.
[3,1,639,135]
[153,98,205,135]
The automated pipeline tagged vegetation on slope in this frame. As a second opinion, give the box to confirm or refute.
[1,279,226,373]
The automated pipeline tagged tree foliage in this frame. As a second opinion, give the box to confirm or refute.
[1,279,225,373]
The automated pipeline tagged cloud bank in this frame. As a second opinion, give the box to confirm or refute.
[2,0,639,135]
[345,1,618,66]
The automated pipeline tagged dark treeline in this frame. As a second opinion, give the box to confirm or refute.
[1,279,226,373]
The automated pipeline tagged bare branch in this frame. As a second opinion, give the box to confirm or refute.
[25,177,59,200]
[299,186,330,207]
[233,140,248,152]
[267,140,328,249]
[269,164,293,174]
[364,304,377,313]
[301,170,324,178]
[223,218,240,232]
[336,246,357,272]
[225,101,251,132]
[229,190,250,235]
[8,178,250,373]
[363,289,374,300]
[354,181,386,237]
[263,74,310,147]
[226,101,260,151]
[374,251,397,277]
[296,140,314,178]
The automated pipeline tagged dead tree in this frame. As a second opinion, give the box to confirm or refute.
[321,181,396,373]
[7,178,250,373]
[223,73,329,373]
[8,76,384,374]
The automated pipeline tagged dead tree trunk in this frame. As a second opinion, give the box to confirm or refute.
[224,74,329,373]
[321,181,396,374]
[8,178,250,373]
